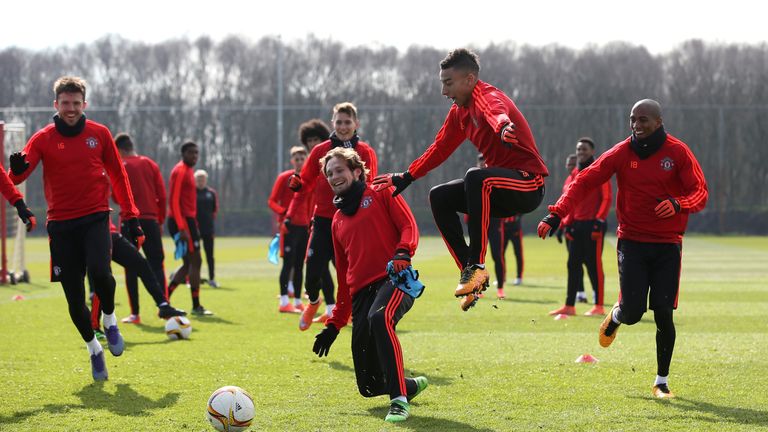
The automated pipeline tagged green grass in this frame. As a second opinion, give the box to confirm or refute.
[1,235,767,431]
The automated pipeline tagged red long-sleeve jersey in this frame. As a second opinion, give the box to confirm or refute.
[326,185,419,330]
[268,170,297,225]
[122,155,166,223]
[569,169,612,222]
[0,165,23,206]
[551,134,707,243]
[286,140,378,220]
[560,169,577,227]
[168,160,196,232]
[10,120,138,221]
[408,80,548,179]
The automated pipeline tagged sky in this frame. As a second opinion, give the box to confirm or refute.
[1,0,766,53]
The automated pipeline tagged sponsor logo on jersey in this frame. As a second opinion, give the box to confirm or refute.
[85,137,98,149]
[53,266,62,276]
[660,157,675,171]
[361,196,373,209]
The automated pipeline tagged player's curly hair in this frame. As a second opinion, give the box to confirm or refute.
[321,147,369,183]
[298,119,331,147]
[440,48,480,75]
[53,76,87,101]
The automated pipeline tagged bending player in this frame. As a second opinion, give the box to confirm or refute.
[373,48,548,311]
[311,148,427,423]
[538,99,707,398]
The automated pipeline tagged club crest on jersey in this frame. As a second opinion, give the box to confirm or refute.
[85,137,98,149]
[660,157,674,171]
[360,195,373,209]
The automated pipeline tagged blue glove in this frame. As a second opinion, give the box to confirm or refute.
[268,234,280,265]
[172,232,188,260]
[386,261,425,298]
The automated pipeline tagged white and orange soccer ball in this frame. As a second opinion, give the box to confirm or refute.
[206,386,255,432]
[165,316,192,340]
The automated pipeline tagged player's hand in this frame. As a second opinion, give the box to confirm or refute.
[280,218,291,236]
[13,199,36,232]
[655,198,680,219]
[500,123,519,147]
[392,249,411,273]
[122,218,146,249]
[555,228,564,243]
[537,213,561,239]
[312,324,339,357]
[288,173,302,191]
[372,172,414,197]
[9,152,30,176]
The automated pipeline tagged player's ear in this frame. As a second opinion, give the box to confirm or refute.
[353,167,362,180]
[83,100,88,110]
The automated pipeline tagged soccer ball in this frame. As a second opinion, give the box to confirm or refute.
[206,386,255,432]
[165,316,192,340]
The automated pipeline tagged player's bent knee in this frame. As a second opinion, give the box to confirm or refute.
[367,309,386,330]
[620,308,645,325]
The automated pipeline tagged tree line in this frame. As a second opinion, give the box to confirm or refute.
[1,35,766,234]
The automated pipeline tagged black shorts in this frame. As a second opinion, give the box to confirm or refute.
[617,239,682,312]
[167,217,201,251]
[47,212,112,283]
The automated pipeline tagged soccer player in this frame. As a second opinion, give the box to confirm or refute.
[285,102,378,330]
[557,153,588,303]
[167,141,213,316]
[268,146,309,313]
[195,169,219,288]
[9,76,144,381]
[298,118,331,149]
[90,222,186,334]
[373,48,548,311]
[549,138,612,317]
[114,133,168,324]
[311,147,427,423]
[538,99,708,398]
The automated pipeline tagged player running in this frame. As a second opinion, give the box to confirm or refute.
[373,48,548,311]
[538,99,708,398]
[9,76,143,381]
[311,147,427,423]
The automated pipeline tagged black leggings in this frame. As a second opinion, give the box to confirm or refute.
[201,233,215,281]
[304,217,336,305]
[280,223,309,296]
[565,221,605,306]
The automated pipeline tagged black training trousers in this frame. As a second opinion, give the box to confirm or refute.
[304,216,335,305]
[280,222,309,297]
[565,220,605,306]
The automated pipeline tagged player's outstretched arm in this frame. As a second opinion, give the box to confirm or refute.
[372,172,414,197]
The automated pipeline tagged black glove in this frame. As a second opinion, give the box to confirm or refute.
[14,199,36,232]
[10,152,29,176]
[288,173,302,191]
[555,228,564,244]
[592,219,607,233]
[372,172,415,197]
[537,213,561,239]
[312,324,339,357]
[392,249,411,273]
[121,218,146,249]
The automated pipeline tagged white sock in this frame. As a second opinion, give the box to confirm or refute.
[102,312,117,329]
[280,295,289,307]
[158,301,168,307]
[326,304,335,316]
[611,307,622,324]
[294,298,303,306]
[392,396,408,404]
[475,264,485,269]
[287,281,295,294]
[655,375,668,386]
[86,337,103,356]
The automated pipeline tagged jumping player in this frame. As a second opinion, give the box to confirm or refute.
[195,169,219,288]
[167,141,213,316]
[114,133,168,324]
[269,145,309,313]
[9,76,144,381]
[285,102,378,330]
[311,147,427,423]
[373,48,548,311]
[549,137,611,317]
[538,99,708,398]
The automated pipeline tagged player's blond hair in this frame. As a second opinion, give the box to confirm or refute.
[333,102,358,120]
[321,147,368,183]
[290,146,308,157]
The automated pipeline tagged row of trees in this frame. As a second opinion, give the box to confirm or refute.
[1,35,766,234]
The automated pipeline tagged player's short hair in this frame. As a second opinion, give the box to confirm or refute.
[321,147,369,183]
[298,119,331,146]
[114,133,134,151]
[333,102,358,120]
[290,146,308,157]
[53,76,87,101]
[566,153,577,161]
[577,137,595,149]
[440,48,480,75]
[181,141,198,154]
[194,169,208,178]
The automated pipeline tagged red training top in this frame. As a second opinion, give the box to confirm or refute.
[408,80,548,179]
[122,155,166,223]
[10,120,138,221]
[560,169,577,227]
[0,166,23,206]
[326,185,419,330]
[268,170,298,225]
[550,134,707,243]
[568,167,612,222]
[286,140,378,220]
[168,160,196,232]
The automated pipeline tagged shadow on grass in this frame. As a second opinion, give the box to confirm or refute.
[365,407,495,431]
[326,360,355,373]
[628,395,768,426]
[324,362,455,387]
[0,382,179,426]
[493,297,554,305]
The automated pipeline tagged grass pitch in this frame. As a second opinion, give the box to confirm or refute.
[1,235,767,431]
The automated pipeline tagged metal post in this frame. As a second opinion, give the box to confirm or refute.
[717,107,725,234]
[276,37,284,177]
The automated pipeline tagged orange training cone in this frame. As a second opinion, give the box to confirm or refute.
[12,294,25,301]
[575,353,599,363]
